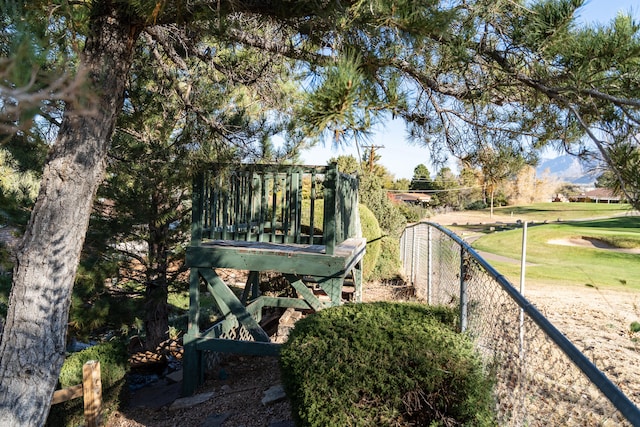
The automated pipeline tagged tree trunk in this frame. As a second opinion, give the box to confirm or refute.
[490,188,495,219]
[144,198,170,351]
[0,6,140,425]
[144,279,170,351]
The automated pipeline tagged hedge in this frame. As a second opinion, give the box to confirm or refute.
[280,302,495,426]
[358,203,381,281]
[46,340,129,426]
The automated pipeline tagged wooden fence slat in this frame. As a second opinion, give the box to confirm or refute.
[51,384,84,405]
[50,360,103,426]
[83,360,102,427]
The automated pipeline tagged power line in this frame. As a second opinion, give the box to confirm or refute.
[387,186,482,193]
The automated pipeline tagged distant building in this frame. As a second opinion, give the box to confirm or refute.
[571,188,624,203]
[388,192,432,207]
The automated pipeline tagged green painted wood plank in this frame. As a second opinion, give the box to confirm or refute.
[195,338,281,356]
[285,274,326,312]
[188,248,338,275]
[353,260,363,303]
[198,268,271,343]
[205,280,233,319]
[310,169,317,245]
[260,296,313,310]
[182,339,203,396]
[294,171,302,243]
[188,268,202,336]
[246,297,266,318]
[241,270,260,303]
[323,163,337,255]
[316,277,343,306]
[271,173,277,242]
[186,238,366,277]
[191,173,204,245]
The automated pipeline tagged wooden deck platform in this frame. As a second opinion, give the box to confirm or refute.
[186,237,366,275]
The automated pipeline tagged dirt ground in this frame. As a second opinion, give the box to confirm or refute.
[106,210,640,426]
[106,283,403,427]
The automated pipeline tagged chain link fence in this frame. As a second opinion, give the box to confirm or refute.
[400,222,640,426]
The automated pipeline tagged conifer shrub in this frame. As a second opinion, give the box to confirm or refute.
[396,202,429,223]
[359,204,381,281]
[280,302,495,427]
[358,174,406,237]
[47,341,129,426]
[370,235,403,282]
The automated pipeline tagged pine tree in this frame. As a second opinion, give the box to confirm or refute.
[89,33,303,351]
[409,164,434,191]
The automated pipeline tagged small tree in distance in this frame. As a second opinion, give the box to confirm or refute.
[409,164,435,192]
[464,145,531,218]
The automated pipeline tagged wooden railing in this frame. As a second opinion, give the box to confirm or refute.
[51,360,102,427]
[191,163,359,255]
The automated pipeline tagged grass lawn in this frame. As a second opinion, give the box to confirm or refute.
[471,215,640,290]
[491,202,634,222]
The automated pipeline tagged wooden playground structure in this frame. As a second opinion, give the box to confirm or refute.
[182,163,366,395]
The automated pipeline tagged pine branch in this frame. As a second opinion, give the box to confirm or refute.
[224,27,327,65]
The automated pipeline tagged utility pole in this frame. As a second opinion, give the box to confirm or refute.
[361,144,384,173]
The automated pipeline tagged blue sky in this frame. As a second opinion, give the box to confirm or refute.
[300,0,640,179]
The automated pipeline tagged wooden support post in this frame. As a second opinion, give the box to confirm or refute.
[183,268,203,396]
[241,270,260,303]
[182,336,202,397]
[82,360,102,427]
[285,274,325,312]
[321,277,343,306]
[199,268,271,342]
[51,361,103,426]
[353,261,363,303]
[323,164,337,255]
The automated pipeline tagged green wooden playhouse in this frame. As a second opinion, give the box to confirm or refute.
[182,163,366,395]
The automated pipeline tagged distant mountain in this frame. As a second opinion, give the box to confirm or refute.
[536,154,598,185]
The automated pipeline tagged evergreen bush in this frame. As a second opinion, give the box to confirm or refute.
[465,200,487,210]
[280,302,495,427]
[358,204,381,281]
[370,236,403,281]
[47,341,129,426]
[396,202,428,223]
[358,174,406,237]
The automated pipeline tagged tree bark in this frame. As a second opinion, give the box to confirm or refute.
[0,6,140,425]
[145,193,170,351]
[490,188,495,219]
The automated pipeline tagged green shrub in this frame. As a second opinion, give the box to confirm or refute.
[359,174,406,237]
[47,341,129,426]
[396,202,429,223]
[358,204,381,281]
[465,200,487,210]
[631,321,640,333]
[280,302,495,426]
[370,236,403,281]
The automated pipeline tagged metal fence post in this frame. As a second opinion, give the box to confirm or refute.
[411,227,417,287]
[427,224,433,305]
[519,221,528,358]
[459,246,468,332]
